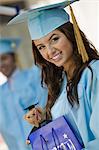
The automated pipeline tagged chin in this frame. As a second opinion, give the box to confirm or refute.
[1,71,6,76]
[55,60,65,67]
[54,63,63,67]
[2,71,11,78]
[4,73,9,77]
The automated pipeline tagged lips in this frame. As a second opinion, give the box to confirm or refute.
[51,51,62,61]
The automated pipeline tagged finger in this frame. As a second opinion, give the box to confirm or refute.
[26,140,30,145]
[24,114,27,120]
[25,109,36,119]
[36,107,43,114]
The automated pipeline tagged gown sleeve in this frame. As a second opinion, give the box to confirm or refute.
[82,61,99,150]
[18,66,48,110]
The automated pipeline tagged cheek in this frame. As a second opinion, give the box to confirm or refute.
[39,51,48,60]
[3,58,12,66]
[66,47,73,57]
[62,42,73,57]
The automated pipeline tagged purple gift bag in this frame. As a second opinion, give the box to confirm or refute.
[28,116,82,150]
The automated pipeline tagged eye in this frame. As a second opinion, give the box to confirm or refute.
[37,45,45,51]
[51,37,59,43]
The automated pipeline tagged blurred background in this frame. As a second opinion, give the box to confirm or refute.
[0,0,99,149]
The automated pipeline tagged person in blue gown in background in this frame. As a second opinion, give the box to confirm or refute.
[0,38,48,150]
[8,0,99,149]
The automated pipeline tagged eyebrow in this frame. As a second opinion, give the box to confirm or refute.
[48,33,57,41]
[36,33,57,47]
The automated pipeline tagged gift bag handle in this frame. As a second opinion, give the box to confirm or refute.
[52,128,62,150]
[40,134,49,150]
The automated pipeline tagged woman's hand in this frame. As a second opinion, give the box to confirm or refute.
[26,139,30,145]
[24,107,45,127]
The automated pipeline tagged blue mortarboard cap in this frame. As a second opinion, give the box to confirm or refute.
[28,8,69,40]
[8,0,79,40]
[0,38,21,54]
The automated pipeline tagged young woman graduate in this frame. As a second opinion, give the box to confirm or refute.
[9,0,99,149]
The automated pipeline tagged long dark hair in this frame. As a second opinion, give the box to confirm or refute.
[32,22,99,119]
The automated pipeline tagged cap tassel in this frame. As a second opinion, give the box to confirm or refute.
[69,5,89,63]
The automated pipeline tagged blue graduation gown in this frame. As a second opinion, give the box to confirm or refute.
[51,60,99,150]
[21,65,48,110]
[0,66,48,150]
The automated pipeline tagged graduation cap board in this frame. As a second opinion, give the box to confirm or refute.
[8,0,77,25]
[8,0,89,62]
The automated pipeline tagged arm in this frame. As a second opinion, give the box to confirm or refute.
[19,66,48,109]
[83,62,99,150]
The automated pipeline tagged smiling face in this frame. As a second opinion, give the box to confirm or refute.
[0,53,16,78]
[34,29,73,68]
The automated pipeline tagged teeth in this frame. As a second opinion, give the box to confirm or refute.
[52,53,60,60]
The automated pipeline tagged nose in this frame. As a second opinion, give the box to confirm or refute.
[47,45,56,59]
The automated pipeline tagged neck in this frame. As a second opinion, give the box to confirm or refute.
[63,58,76,81]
